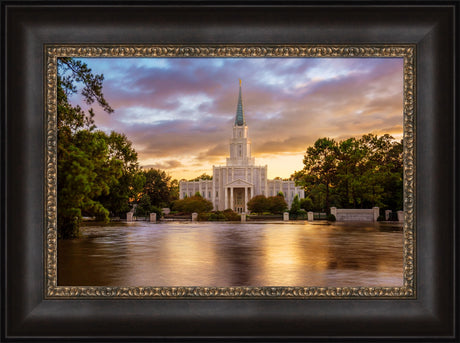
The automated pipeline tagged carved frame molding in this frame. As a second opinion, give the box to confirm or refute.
[45,45,416,299]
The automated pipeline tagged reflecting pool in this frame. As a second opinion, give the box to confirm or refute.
[57,221,403,287]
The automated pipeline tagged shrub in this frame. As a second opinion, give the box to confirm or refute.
[172,196,213,214]
[377,215,385,221]
[222,209,241,221]
[58,208,81,239]
[268,195,288,214]
[300,197,314,212]
[208,211,226,221]
[389,212,399,221]
[197,212,210,221]
[247,195,270,214]
[248,195,288,215]
[289,194,301,215]
[298,209,307,218]
[133,195,162,219]
[197,210,240,221]
[326,214,336,221]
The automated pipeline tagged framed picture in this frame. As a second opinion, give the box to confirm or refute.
[2,1,456,341]
[49,46,414,296]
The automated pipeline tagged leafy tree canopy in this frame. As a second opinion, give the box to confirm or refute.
[57,58,143,239]
[293,134,403,213]
[189,173,213,181]
[172,196,213,214]
[268,195,288,214]
[247,195,288,215]
[289,194,301,215]
[140,169,179,208]
[247,195,270,214]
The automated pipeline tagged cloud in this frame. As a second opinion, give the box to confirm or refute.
[68,57,404,179]
[142,160,184,170]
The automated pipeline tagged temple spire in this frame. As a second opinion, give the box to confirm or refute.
[234,79,245,126]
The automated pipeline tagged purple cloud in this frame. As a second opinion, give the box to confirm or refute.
[68,57,404,179]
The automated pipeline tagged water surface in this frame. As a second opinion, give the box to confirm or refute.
[58,221,403,287]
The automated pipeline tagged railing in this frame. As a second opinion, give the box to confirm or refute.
[313,213,327,220]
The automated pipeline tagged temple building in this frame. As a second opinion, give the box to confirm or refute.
[179,81,305,213]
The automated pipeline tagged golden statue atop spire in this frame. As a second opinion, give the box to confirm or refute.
[239,78,242,86]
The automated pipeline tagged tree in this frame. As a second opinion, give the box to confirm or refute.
[380,139,403,210]
[57,57,113,131]
[141,169,179,208]
[172,196,213,213]
[345,134,401,209]
[57,58,116,239]
[134,194,162,218]
[268,195,288,214]
[58,130,129,235]
[95,132,145,217]
[135,194,153,217]
[293,138,338,212]
[189,173,212,181]
[334,138,363,208]
[289,194,301,215]
[293,134,403,213]
[360,134,403,210]
[300,197,314,212]
[247,195,270,214]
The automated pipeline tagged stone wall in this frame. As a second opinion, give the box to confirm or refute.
[330,207,379,222]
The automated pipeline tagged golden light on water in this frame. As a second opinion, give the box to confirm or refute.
[58,222,404,287]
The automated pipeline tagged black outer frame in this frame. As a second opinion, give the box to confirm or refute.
[1,1,456,341]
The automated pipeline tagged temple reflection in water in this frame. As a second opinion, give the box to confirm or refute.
[58,222,403,287]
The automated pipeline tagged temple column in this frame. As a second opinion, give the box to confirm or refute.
[259,170,262,196]
[224,187,228,209]
[244,187,248,213]
[265,166,268,196]
[288,181,291,202]
[230,187,234,211]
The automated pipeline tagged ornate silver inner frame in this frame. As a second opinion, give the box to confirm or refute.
[45,45,416,298]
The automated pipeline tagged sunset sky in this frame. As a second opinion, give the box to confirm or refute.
[68,57,404,181]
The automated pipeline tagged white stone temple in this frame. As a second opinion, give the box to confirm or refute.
[179,81,305,213]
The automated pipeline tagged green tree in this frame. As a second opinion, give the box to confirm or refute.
[189,173,212,181]
[293,138,338,212]
[135,194,153,217]
[57,58,116,238]
[95,132,145,217]
[289,194,301,215]
[293,134,403,213]
[58,130,123,237]
[300,197,314,212]
[380,139,403,210]
[247,195,270,214]
[358,134,403,209]
[172,196,213,213]
[334,138,363,208]
[141,169,179,208]
[134,194,162,218]
[57,57,113,131]
[268,195,288,214]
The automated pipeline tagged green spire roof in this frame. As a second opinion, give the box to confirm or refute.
[234,79,245,126]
